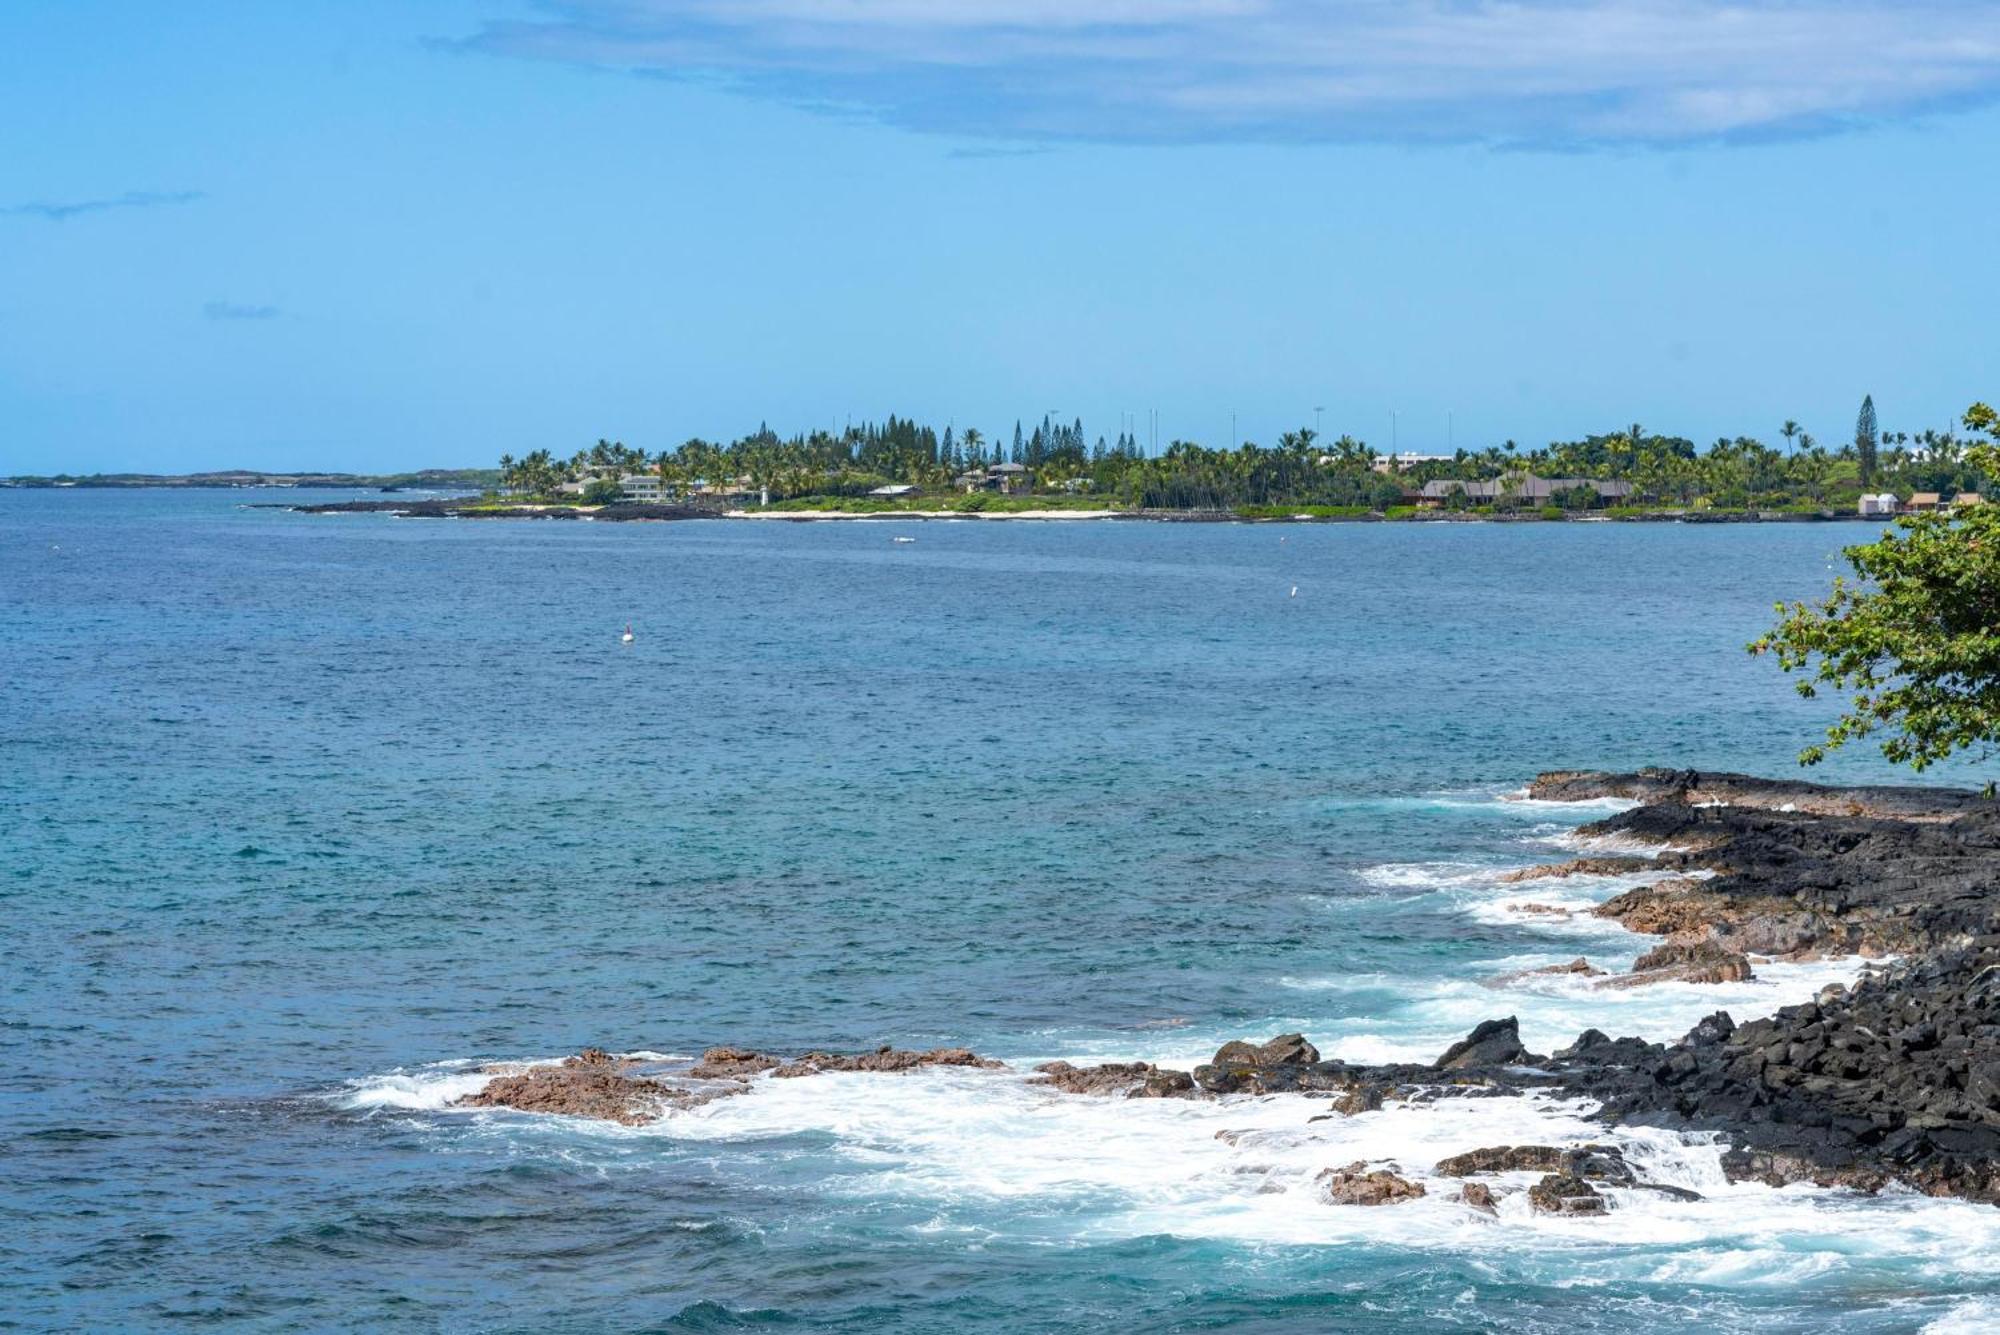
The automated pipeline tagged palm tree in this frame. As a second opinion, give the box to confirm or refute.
[1780,420,1800,456]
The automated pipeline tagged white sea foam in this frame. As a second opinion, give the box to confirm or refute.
[1494,791,1643,814]
[1273,954,1868,1061]
[339,1059,501,1111]
[336,1051,697,1113]
[1355,861,1498,890]
[1923,1297,2000,1332]
[455,1063,2000,1279]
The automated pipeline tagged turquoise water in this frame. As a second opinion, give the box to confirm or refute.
[5,491,1998,1331]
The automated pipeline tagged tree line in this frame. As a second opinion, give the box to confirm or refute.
[495,397,1988,511]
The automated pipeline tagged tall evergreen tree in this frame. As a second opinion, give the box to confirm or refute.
[1856,395,1880,487]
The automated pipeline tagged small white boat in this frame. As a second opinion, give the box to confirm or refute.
[891,536,916,544]
[621,624,635,643]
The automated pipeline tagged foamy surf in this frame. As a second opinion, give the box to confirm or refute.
[377,1056,2000,1281]
[339,1060,500,1112]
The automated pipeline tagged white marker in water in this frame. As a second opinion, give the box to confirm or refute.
[1290,586,1298,598]
[622,623,634,644]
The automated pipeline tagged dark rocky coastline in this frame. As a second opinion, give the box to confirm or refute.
[451,768,2000,1208]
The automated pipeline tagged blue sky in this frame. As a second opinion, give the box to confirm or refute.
[3,0,1997,474]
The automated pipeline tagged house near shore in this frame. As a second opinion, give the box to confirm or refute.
[869,484,920,498]
[1371,452,1455,474]
[1416,476,1633,508]
[1955,493,1983,508]
[619,473,667,502]
[959,462,1030,494]
[1906,492,1943,513]
[1858,493,1900,517]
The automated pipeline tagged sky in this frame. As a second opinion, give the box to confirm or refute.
[2,0,1997,474]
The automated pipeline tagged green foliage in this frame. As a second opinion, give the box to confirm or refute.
[1752,403,2000,769]
[581,478,625,505]
[487,404,1990,517]
[1233,504,1371,519]
[1856,394,1879,487]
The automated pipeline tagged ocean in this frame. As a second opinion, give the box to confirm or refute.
[5,490,1998,1331]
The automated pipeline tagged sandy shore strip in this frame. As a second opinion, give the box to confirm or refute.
[725,508,1130,521]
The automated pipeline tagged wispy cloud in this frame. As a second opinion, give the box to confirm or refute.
[461,1,2000,146]
[0,189,203,222]
[947,145,1054,160]
[203,301,281,322]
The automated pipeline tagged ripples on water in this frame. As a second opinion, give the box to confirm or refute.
[4,491,1996,1330]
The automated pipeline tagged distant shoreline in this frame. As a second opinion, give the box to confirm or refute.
[262,498,1893,525]
[2,470,495,490]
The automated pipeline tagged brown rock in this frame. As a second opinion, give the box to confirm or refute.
[1031,1061,1196,1099]
[1603,939,1755,988]
[458,1058,669,1125]
[1459,1182,1498,1214]
[1526,1173,1607,1215]
[1592,879,1726,936]
[1434,1145,1564,1176]
[1489,958,1606,987]
[684,1046,781,1079]
[1500,856,1658,883]
[770,1046,1005,1077]
[1209,1033,1321,1069]
[1318,1161,1426,1206]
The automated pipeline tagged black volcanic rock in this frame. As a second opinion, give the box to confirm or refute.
[1436,1018,1536,1069]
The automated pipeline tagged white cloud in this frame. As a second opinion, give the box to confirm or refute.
[464,1,2000,145]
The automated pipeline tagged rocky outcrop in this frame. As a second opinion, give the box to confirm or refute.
[1434,1145,1566,1176]
[1526,768,1981,821]
[687,1044,1003,1080]
[1318,1162,1426,1206]
[1210,1033,1320,1067]
[1030,1061,1197,1098]
[683,1046,781,1080]
[1459,1182,1498,1214]
[1549,772,2000,965]
[1488,958,1605,987]
[1500,856,1661,883]
[458,1044,1003,1125]
[1527,1173,1607,1215]
[1582,946,2000,1203]
[1434,1143,1640,1186]
[770,1046,1003,1077]
[458,1050,708,1124]
[1189,1021,1549,1099]
[1435,1017,1534,1070]
[1601,939,1754,988]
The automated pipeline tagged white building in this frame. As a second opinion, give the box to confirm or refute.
[619,473,666,502]
[1370,452,1456,474]
[1857,493,1899,516]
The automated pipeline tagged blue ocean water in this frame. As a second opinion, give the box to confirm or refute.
[5,490,1998,1332]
